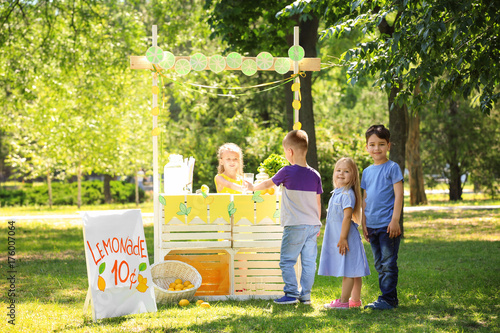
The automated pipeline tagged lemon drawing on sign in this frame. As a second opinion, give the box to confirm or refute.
[178,299,190,307]
[274,58,291,74]
[191,53,207,71]
[146,46,164,64]
[241,59,257,76]
[226,52,242,69]
[136,274,149,293]
[175,58,191,76]
[256,52,273,70]
[159,51,175,70]
[288,45,305,62]
[209,55,226,73]
[97,262,106,292]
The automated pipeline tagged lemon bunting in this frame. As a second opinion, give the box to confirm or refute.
[293,122,302,130]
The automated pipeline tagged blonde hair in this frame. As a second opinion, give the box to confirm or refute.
[217,143,244,176]
[283,130,308,154]
[333,157,362,223]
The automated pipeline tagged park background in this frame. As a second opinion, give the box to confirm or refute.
[0,1,499,332]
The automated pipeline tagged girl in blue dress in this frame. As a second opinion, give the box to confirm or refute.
[319,157,370,309]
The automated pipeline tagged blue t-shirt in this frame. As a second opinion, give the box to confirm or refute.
[361,160,403,228]
[272,164,323,227]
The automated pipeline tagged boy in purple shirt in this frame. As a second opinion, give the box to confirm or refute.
[248,130,323,304]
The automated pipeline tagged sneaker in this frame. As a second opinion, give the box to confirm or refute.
[274,295,299,304]
[349,298,362,308]
[323,299,349,309]
[299,299,311,305]
[364,299,394,310]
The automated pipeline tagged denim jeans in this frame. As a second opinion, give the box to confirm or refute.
[280,225,320,300]
[367,227,401,307]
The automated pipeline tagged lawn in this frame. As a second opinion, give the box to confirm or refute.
[0,207,498,332]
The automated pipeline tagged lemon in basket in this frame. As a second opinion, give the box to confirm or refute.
[175,279,183,284]
[169,282,176,288]
[183,280,192,287]
[178,299,190,307]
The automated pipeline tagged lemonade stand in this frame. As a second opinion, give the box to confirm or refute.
[130,25,320,300]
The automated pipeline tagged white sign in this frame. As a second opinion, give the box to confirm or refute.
[82,210,157,320]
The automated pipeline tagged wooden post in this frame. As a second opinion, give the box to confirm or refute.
[151,25,161,263]
[293,26,300,124]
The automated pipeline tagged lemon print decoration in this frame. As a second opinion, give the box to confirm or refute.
[209,55,226,73]
[288,45,305,62]
[146,46,164,64]
[191,53,207,71]
[175,58,191,76]
[97,262,106,292]
[159,51,175,70]
[274,58,291,74]
[256,52,273,70]
[226,52,242,69]
[241,59,257,76]
[136,274,149,293]
[292,100,301,110]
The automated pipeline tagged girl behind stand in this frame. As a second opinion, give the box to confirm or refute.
[214,143,247,194]
[318,157,370,309]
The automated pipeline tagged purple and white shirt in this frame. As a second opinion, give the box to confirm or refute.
[272,164,323,227]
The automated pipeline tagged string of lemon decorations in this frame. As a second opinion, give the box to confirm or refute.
[145,46,305,131]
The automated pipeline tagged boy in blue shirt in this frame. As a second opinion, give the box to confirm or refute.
[248,130,323,305]
[361,125,404,310]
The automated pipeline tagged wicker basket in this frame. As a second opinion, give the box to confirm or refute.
[150,260,202,304]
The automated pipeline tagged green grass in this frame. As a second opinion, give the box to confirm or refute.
[1,208,499,332]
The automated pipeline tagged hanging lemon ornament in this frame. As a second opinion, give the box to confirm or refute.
[159,51,175,70]
[175,58,191,76]
[293,122,302,130]
[146,46,164,64]
[291,82,300,91]
[226,52,242,69]
[190,53,207,71]
[256,52,273,70]
[292,100,301,110]
[241,59,257,76]
[288,45,305,62]
[274,58,291,74]
[151,106,159,116]
[152,86,159,95]
[152,127,160,136]
[209,55,226,73]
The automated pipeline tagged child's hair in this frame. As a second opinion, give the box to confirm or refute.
[217,143,244,175]
[365,124,391,143]
[283,130,308,153]
[333,157,362,223]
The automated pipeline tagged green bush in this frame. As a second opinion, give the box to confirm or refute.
[0,180,144,206]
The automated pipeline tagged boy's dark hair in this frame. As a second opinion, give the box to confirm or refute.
[283,130,308,153]
[365,124,391,143]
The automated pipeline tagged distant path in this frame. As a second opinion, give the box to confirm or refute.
[1,207,498,222]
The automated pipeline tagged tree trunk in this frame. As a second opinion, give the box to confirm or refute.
[104,174,112,204]
[284,16,320,171]
[407,111,428,205]
[77,164,82,209]
[388,86,408,236]
[47,169,53,209]
[135,173,139,206]
[448,99,463,201]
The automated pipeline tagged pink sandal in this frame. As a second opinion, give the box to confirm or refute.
[323,299,349,309]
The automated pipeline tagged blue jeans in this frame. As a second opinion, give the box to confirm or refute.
[280,225,320,300]
[367,227,401,307]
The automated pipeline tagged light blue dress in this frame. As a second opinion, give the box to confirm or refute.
[318,187,370,278]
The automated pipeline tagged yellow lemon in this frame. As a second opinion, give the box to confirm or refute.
[169,282,176,288]
[200,302,211,308]
[168,288,175,291]
[175,284,184,290]
[174,279,183,284]
[188,284,195,289]
[196,300,205,306]
[178,299,190,307]
[183,280,192,287]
